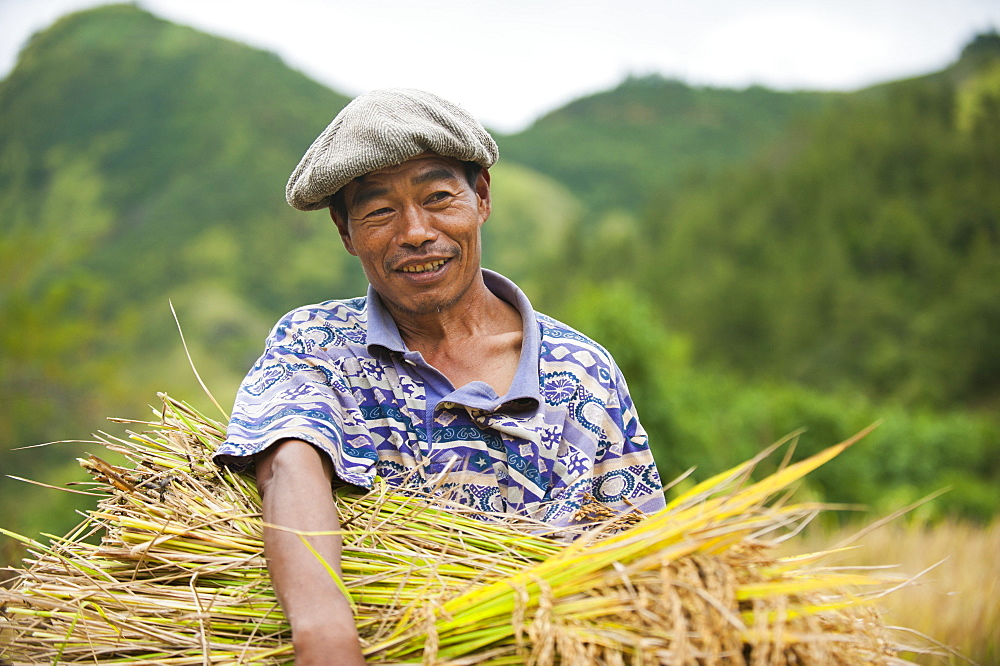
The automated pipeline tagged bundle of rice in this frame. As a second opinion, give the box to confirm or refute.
[1,394,916,664]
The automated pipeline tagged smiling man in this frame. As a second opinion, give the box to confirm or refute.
[215,89,665,664]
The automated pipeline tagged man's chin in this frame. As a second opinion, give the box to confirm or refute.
[384,287,468,318]
[394,298,457,317]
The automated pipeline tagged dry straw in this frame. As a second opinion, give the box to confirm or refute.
[1,394,926,664]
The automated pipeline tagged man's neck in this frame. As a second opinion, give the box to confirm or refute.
[388,277,523,394]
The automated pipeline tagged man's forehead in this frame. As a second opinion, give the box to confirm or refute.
[349,154,465,189]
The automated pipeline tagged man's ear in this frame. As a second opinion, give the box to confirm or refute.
[330,206,358,256]
[476,168,492,224]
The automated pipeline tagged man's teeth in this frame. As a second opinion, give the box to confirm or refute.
[402,260,446,274]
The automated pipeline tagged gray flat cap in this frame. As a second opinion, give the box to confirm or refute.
[286,88,499,211]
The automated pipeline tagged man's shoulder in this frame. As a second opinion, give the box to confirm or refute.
[535,312,615,367]
[267,296,370,348]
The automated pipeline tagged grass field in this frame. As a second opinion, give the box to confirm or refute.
[790,519,999,664]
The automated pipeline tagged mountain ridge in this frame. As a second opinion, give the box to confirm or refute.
[498,73,835,214]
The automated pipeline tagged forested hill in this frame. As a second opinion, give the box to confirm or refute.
[495,30,1000,411]
[1,4,347,449]
[566,32,1000,410]
[498,76,834,214]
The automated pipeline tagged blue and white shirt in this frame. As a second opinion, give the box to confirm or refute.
[217,270,665,525]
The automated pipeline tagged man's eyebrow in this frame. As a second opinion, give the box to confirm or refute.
[412,167,462,186]
[349,185,389,210]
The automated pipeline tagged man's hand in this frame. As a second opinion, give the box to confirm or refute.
[256,439,367,665]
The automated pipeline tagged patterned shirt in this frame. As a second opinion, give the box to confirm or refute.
[217,270,665,525]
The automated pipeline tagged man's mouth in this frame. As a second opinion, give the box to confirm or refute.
[400,259,447,274]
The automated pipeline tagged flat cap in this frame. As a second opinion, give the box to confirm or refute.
[286,88,499,211]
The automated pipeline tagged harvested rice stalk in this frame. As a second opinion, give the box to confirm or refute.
[1,393,916,664]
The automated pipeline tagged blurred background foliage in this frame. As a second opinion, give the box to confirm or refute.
[1,6,998,569]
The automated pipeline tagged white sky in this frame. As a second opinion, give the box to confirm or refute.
[1,0,998,132]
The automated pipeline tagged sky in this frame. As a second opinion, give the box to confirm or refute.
[1,0,998,132]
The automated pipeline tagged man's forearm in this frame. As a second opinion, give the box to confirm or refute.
[256,439,366,665]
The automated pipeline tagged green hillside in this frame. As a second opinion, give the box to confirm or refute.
[534,34,1000,521]
[607,33,1000,409]
[0,4,348,427]
[498,75,833,214]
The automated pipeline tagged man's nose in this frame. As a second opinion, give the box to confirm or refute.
[397,207,438,247]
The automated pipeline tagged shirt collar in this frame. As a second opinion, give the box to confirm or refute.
[364,285,406,352]
[365,269,542,409]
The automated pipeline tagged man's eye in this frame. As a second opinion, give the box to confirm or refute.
[426,191,451,204]
[364,207,393,219]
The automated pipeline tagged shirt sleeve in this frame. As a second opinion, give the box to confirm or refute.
[595,367,666,514]
[595,362,666,515]
[214,324,379,489]
[538,342,667,525]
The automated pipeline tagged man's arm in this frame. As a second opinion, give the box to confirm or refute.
[255,439,367,665]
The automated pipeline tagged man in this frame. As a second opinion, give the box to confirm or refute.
[216,88,665,664]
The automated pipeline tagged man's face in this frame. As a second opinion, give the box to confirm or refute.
[332,155,492,318]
